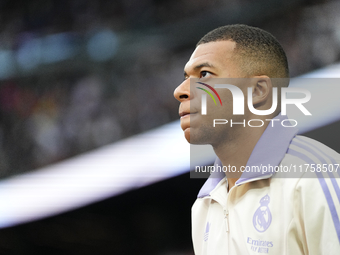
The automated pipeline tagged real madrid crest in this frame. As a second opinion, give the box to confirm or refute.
[253,194,272,232]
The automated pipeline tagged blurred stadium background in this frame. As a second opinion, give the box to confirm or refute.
[0,0,340,254]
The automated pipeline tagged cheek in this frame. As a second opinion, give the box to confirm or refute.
[208,93,232,118]
[214,87,249,118]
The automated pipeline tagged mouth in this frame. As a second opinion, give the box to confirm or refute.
[179,111,197,118]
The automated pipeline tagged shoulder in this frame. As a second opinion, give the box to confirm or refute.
[278,135,340,176]
[288,135,340,163]
[280,135,340,207]
[283,135,340,249]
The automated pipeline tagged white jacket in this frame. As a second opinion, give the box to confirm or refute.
[192,116,340,255]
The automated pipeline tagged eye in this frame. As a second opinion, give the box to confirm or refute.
[200,71,212,79]
[183,72,189,81]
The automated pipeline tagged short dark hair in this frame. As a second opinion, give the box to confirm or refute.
[197,24,289,78]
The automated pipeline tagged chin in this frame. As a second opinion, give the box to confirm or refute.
[186,127,213,145]
[184,128,190,143]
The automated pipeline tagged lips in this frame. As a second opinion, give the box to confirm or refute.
[179,111,199,118]
[179,111,190,118]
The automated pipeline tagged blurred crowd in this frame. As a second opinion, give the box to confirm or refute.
[0,0,340,178]
[0,54,184,176]
[0,0,225,38]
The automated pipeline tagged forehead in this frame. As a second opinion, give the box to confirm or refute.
[184,40,236,72]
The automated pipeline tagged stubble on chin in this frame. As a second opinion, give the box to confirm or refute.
[187,123,216,145]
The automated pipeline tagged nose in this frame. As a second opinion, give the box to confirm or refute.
[174,79,190,102]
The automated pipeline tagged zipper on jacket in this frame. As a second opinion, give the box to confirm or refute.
[224,209,229,232]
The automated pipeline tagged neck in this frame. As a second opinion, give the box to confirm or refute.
[212,121,269,191]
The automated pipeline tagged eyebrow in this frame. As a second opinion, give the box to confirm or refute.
[184,62,216,78]
[194,62,215,70]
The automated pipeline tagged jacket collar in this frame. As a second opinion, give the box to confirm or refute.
[197,114,298,198]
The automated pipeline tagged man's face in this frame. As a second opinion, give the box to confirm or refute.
[174,40,248,145]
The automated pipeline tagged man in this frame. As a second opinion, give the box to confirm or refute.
[174,24,340,254]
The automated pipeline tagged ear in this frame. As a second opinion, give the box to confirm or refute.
[251,76,272,106]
